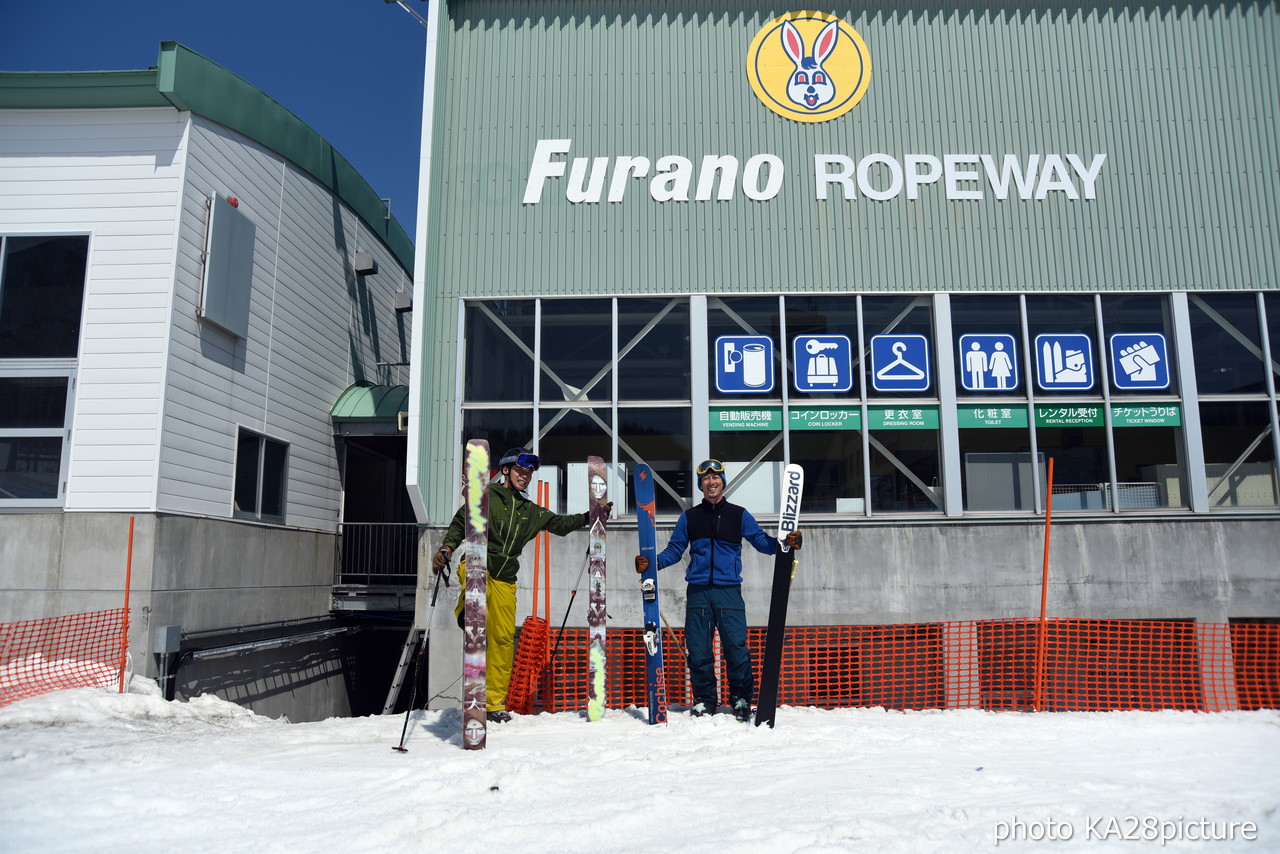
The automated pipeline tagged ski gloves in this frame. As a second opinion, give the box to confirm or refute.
[633,529,803,574]
[433,546,453,573]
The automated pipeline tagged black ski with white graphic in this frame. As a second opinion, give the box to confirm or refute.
[754,463,804,728]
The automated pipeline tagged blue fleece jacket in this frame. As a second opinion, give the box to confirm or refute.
[656,498,777,585]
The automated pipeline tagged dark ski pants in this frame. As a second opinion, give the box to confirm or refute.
[685,583,753,707]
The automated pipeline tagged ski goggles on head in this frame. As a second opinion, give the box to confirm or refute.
[696,459,725,476]
[505,453,540,471]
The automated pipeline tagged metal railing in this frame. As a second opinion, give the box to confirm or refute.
[336,523,422,586]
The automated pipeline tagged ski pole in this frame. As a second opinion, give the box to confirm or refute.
[659,609,689,664]
[393,559,450,753]
[546,548,592,668]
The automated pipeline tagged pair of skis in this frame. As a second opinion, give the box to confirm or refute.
[460,445,610,750]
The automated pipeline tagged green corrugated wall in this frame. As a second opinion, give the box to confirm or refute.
[414,1,1279,520]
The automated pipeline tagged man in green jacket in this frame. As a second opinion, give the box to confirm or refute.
[432,447,608,722]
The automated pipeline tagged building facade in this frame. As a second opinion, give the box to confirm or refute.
[1,43,415,720]
[406,0,1279,679]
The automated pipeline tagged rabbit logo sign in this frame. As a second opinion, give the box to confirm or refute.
[747,11,871,123]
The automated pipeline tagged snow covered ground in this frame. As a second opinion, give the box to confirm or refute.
[1,680,1277,853]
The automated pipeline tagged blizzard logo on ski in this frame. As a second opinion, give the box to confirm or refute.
[747,11,871,123]
[780,467,803,533]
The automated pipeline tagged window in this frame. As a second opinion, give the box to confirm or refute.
[234,429,288,522]
[0,236,89,359]
[0,235,88,507]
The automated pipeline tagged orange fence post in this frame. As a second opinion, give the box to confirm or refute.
[117,515,135,694]
[1033,458,1055,711]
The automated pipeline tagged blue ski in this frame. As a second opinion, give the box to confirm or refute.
[634,464,668,724]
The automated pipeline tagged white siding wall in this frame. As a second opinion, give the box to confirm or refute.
[0,107,189,511]
[159,117,411,531]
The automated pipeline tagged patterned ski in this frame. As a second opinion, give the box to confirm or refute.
[586,456,608,721]
[634,464,668,724]
[755,463,804,729]
[461,440,490,750]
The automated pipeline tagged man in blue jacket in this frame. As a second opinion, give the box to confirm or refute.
[635,459,802,721]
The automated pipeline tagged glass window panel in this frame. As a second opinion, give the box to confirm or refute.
[464,300,535,402]
[1101,294,1177,396]
[540,299,612,403]
[0,235,89,359]
[1025,294,1101,396]
[951,295,1025,397]
[538,407,611,514]
[0,436,62,499]
[862,295,935,399]
[618,298,689,401]
[708,428,785,519]
[960,429,1040,512]
[1200,401,1278,507]
[1189,293,1266,395]
[792,428,864,514]
[785,295,860,400]
[260,439,287,520]
[618,406,691,515]
[708,296,782,402]
[869,428,942,513]
[1038,426,1110,511]
[234,432,260,515]
[1112,424,1186,509]
[0,377,68,428]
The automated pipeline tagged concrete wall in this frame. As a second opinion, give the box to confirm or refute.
[0,512,346,722]
[416,515,1280,709]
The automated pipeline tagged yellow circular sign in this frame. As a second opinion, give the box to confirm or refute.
[746,11,871,123]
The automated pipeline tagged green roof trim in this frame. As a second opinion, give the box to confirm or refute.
[0,43,414,274]
[331,383,410,422]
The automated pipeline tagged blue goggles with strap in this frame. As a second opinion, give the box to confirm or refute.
[504,453,541,471]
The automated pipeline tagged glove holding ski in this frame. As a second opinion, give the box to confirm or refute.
[432,545,453,573]
[783,530,803,550]
[634,554,649,574]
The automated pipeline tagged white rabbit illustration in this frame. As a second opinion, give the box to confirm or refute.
[781,19,839,110]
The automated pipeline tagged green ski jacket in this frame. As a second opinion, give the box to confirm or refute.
[441,484,587,583]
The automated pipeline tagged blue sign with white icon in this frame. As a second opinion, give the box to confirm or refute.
[793,335,853,393]
[870,334,931,393]
[958,334,1019,392]
[1035,333,1094,391]
[1110,333,1170,390]
[715,335,774,393]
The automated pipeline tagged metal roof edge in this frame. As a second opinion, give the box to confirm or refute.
[0,44,414,274]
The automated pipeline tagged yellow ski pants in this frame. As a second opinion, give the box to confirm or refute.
[454,559,518,712]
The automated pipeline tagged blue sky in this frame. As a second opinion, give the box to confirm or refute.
[1,0,429,235]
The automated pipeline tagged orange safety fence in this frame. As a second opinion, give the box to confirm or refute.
[0,609,131,707]
[515,618,1280,715]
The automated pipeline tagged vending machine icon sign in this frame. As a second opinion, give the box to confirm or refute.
[716,335,774,393]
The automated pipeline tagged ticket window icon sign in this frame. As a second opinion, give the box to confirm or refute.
[1035,333,1095,391]
[793,335,852,393]
[1110,333,1170,390]
[716,335,774,393]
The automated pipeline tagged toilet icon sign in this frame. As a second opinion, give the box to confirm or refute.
[959,334,1019,392]
[716,335,774,393]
